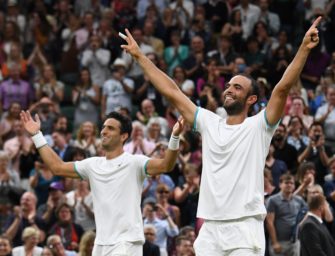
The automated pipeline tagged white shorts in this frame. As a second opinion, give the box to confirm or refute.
[194,216,265,256]
[92,242,143,256]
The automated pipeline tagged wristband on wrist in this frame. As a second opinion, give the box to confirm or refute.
[32,131,48,149]
[168,135,180,150]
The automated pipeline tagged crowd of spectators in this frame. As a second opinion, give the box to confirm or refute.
[0,0,335,255]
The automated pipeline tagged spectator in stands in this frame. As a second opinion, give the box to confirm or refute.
[66,179,95,232]
[266,174,306,256]
[0,150,20,188]
[78,230,95,256]
[221,10,244,53]
[73,122,101,157]
[146,117,168,144]
[46,234,77,256]
[143,224,160,256]
[4,192,46,247]
[174,163,200,227]
[143,200,179,256]
[27,45,48,84]
[172,66,195,100]
[29,157,61,206]
[324,156,335,210]
[143,19,164,57]
[268,45,291,87]
[252,21,273,59]
[72,68,100,131]
[265,144,287,189]
[1,42,27,80]
[315,84,335,153]
[298,122,332,185]
[38,181,66,230]
[0,102,21,145]
[81,34,111,88]
[294,162,317,199]
[286,116,309,154]
[51,130,75,162]
[258,0,280,36]
[244,36,265,77]
[155,183,180,227]
[12,226,43,256]
[0,235,12,256]
[40,246,53,256]
[169,0,194,30]
[0,63,34,112]
[49,203,84,251]
[101,58,134,119]
[174,235,194,256]
[2,21,21,56]
[272,124,298,173]
[282,96,314,132]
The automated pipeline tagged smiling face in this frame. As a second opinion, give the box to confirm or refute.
[223,75,256,115]
[100,118,127,151]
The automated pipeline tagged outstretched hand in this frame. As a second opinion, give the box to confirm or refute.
[172,116,185,137]
[302,16,321,50]
[120,29,142,59]
[20,111,41,136]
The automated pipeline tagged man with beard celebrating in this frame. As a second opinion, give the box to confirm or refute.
[120,17,321,256]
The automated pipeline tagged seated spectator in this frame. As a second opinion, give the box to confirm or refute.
[12,227,43,256]
[124,121,155,156]
[66,179,95,232]
[46,235,77,256]
[294,162,317,199]
[73,122,101,157]
[0,150,20,189]
[172,66,195,100]
[265,144,287,189]
[48,203,84,251]
[324,157,335,210]
[4,192,46,247]
[146,117,168,144]
[40,246,53,256]
[29,157,61,206]
[282,97,314,132]
[78,230,95,256]
[72,68,100,131]
[143,201,179,256]
[51,130,76,162]
[155,183,180,227]
[143,224,160,256]
[0,235,12,256]
[0,102,21,145]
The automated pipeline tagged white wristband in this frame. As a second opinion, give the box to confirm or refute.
[32,131,48,149]
[168,135,180,150]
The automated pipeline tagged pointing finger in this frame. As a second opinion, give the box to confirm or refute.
[311,16,322,29]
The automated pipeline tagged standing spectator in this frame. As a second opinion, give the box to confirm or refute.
[324,156,335,210]
[48,203,84,251]
[143,19,165,57]
[12,227,43,256]
[258,0,280,35]
[101,58,134,119]
[266,174,307,256]
[298,194,335,256]
[4,192,46,247]
[81,34,111,88]
[315,84,335,153]
[0,63,34,112]
[143,201,179,256]
[174,235,194,256]
[51,131,76,162]
[0,102,21,144]
[66,180,95,232]
[1,42,28,80]
[172,66,195,101]
[72,68,100,131]
[169,0,194,30]
[0,150,20,190]
[286,116,309,154]
[298,122,332,185]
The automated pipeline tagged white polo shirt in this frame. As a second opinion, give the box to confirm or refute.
[194,107,277,220]
[74,152,149,245]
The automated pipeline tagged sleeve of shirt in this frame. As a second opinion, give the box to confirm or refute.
[134,154,150,180]
[74,158,93,180]
[315,105,326,120]
[165,221,179,237]
[193,107,220,134]
[266,196,276,213]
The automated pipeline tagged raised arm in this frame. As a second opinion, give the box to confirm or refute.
[266,17,321,125]
[146,117,184,176]
[120,30,196,124]
[20,111,79,178]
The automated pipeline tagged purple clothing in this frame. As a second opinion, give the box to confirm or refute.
[0,79,34,110]
[196,77,225,96]
[302,52,330,78]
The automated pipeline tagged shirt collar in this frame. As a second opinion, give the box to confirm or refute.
[307,212,323,223]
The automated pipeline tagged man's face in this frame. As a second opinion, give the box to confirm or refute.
[144,228,156,243]
[20,193,35,211]
[308,125,323,139]
[327,87,335,106]
[176,239,193,255]
[259,0,268,11]
[280,179,295,194]
[222,75,253,115]
[100,118,125,150]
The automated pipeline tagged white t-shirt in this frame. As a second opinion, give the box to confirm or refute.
[194,108,277,220]
[74,152,149,245]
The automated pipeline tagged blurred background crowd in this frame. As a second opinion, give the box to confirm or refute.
[0,0,335,255]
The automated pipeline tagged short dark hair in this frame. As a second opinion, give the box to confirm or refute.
[279,173,294,183]
[308,194,325,211]
[106,111,132,139]
[175,235,191,246]
[239,74,260,102]
[309,121,323,131]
